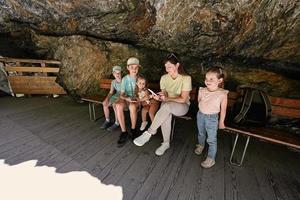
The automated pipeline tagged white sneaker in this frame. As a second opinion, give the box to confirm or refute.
[155,142,170,156]
[201,157,215,168]
[140,121,148,131]
[194,144,204,155]
[133,131,152,146]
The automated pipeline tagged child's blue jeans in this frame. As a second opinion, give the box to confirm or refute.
[196,111,219,160]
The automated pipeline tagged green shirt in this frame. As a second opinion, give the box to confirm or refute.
[160,74,192,103]
[120,75,136,97]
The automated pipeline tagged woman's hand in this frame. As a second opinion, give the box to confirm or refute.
[157,92,167,101]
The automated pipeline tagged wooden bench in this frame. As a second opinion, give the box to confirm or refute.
[81,78,200,139]
[223,95,300,166]
[0,57,66,96]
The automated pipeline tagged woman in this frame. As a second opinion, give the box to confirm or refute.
[133,53,192,156]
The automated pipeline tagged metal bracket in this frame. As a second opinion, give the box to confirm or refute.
[229,134,251,166]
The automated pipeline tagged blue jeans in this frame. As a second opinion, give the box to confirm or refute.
[196,111,219,160]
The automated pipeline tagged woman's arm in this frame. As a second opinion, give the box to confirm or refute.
[219,94,228,129]
[161,90,190,103]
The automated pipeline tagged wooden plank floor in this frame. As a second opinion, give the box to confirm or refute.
[0,96,300,200]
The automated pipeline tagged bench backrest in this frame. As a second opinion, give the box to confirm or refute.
[227,91,300,118]
[100,79,300,118]
[1,57,66,95]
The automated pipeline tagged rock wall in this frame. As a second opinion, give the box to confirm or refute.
[0,0,299,97]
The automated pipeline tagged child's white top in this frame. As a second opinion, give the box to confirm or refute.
[198,87,228,114]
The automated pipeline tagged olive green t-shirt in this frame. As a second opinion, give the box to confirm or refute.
[160,74,192,104]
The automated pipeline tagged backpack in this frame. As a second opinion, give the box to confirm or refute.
[232,85,272,126]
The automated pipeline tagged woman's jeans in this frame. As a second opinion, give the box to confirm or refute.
[196,111,219,160]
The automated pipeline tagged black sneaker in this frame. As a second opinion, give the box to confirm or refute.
[107,123,119,131]
[117,132,129,147]
[100,120,110,129]
[131,128,141,140]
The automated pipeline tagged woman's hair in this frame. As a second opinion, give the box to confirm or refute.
[163,53,187,75]
[206,66,226,88]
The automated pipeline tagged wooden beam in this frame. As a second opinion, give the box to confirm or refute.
[0,57,61,65]
[4,66,60,73]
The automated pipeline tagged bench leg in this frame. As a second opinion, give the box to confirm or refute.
[229,134,251,167]
[170,117,176,141]
[88,102,96,121]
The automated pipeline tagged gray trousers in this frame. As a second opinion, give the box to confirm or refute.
[147,102,189,142]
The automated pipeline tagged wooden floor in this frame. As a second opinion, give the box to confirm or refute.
[0,96,300,200]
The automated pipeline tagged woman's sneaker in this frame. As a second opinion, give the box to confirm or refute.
[201,157,215,168]
[155,142,170,156]
[140,121,148,131]
[133,131,152,146]
[194,144,204,155]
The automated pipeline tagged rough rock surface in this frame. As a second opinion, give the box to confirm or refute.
[1,0,299,62]
[0,0,299,97]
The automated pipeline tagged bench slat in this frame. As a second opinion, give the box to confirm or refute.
[225,126,300,149]
[7,76,66,94]
[81,96,106,104]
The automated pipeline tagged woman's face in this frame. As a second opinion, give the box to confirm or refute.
[164,61,179,75]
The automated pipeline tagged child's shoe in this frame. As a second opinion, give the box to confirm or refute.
[117,132,129,147]
[133,131,152,146]
[100,120,110,129]
[201,157,215,168]
[131,128,140,140]
[194,144,204,155]
[107,123,119,131]
[140,121,148,131]
[155,142,170,156]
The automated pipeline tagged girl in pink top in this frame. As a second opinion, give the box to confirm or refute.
[195,67,228,168]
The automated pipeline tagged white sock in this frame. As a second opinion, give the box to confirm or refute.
[105,119,110,122]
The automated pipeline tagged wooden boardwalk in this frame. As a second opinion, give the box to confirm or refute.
[0,96,299,200]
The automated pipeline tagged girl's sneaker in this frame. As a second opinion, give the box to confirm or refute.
[194,144,204,155]
[201,157,215,168]
[140,121,148,131]
[155,142,170,156]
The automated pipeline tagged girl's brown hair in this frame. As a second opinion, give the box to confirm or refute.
[135,75,148,96]
[163,53,187,75]
[206,66,226,88]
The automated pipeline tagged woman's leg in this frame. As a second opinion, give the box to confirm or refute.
[148,102,189,135]
[159,102,189,142]
[134,102,188,147]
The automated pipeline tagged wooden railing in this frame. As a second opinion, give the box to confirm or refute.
[0,57,66,95]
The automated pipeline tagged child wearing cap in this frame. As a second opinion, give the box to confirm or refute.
[101,65,122,131]
[115,57,141,147]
